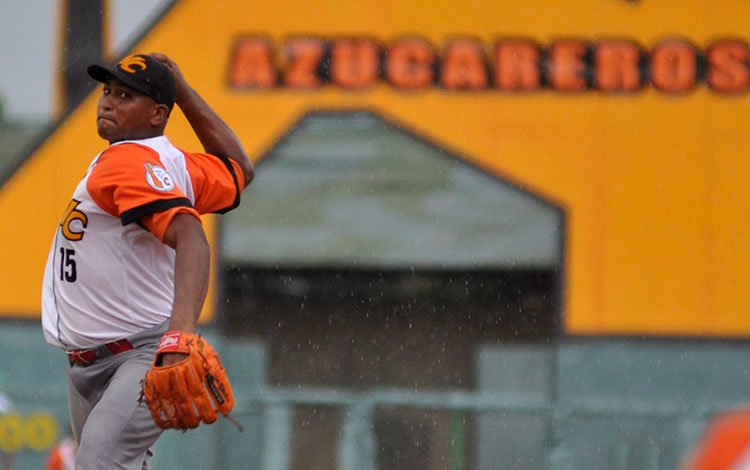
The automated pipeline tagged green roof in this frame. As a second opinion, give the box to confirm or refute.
[220,112,563,269]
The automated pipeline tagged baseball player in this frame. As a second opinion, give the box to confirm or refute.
[40,52,254,469]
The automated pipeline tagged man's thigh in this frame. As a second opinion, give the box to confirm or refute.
[71,350,163,470]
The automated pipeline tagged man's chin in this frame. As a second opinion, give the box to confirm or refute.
[96,125,119,143]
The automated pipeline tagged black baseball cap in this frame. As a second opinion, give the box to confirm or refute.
[87,54,176,110]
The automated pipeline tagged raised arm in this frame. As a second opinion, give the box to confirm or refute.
[150,52,254,187]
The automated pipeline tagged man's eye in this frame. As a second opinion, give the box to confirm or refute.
[102,87,111,95]
[119,92,130,99]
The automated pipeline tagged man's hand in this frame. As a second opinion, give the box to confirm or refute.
[141,332,235,430]
[158,352,189,366]
[148,52,191,105]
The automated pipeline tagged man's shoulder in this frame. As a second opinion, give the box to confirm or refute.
[98,139,164,164]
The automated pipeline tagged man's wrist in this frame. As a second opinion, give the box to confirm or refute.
[166,319,196,334]
[175,84,196,108]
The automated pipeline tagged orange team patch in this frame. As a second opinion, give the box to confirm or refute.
[144,163,175,192]
[119,55,147,73]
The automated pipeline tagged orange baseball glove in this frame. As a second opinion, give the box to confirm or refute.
[141,331,234,430]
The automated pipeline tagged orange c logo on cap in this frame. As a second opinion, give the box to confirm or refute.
[118,55,147,74]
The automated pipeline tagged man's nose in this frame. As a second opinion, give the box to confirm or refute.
[99,94,114,110]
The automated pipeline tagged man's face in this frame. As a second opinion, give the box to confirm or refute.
[96,79,161,143]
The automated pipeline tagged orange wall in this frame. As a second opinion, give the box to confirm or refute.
[2,0,749,337]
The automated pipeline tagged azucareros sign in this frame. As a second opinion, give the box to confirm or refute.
[227,36,750,93]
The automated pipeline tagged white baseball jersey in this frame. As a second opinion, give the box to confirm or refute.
[41,135,243,349]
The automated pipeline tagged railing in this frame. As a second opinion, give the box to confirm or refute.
[232,387,719,470]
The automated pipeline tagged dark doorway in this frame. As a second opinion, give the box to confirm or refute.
[222,267,558,470]
[224,268,557,388]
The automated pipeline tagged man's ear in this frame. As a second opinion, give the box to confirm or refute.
[151,104,170,127]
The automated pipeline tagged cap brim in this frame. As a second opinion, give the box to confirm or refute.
[87,64,113,83]
[87,64,153,99]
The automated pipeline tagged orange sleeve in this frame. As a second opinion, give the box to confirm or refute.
[141,206,201,242]
[182,150,245,215]
[87,143,200,240]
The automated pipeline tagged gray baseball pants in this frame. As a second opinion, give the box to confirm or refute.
[66,321,169,470]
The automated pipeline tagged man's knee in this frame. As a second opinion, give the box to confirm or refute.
[75,418,158,470]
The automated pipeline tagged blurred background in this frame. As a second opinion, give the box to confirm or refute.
[1,0,750,469]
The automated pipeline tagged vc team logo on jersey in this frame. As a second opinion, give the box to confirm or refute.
[60,199,88,241]
[144,163,175,192]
